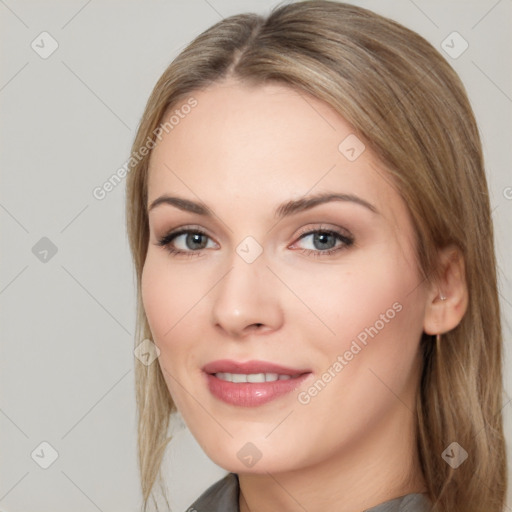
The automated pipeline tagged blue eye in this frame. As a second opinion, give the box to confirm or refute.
[293,229,354,257]
[156,226,354,258]
[157,228,215,257]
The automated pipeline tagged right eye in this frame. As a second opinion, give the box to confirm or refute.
[157,228,217,257]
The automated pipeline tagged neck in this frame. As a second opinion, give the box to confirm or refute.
[238,402,427,512]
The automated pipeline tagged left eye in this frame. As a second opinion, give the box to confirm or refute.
[292,229,354,253]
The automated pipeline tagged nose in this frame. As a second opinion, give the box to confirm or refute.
[210,251,284,338]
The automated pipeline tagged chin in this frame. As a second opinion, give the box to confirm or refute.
[212,456,294,475]
[198,437,306,475]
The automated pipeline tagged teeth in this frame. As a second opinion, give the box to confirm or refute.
[214,372,298,383]
[247,373,267,383]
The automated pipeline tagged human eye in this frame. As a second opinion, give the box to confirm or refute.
[155,226,218,258]
[290,224,354,257]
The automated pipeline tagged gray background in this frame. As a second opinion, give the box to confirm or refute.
[0,1,510,511]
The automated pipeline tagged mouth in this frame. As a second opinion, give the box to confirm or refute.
[202,359,312,407]
[212,372,303,383]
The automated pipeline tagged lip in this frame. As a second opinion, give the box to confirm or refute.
[202,359,310,376]
[202,359,312,407]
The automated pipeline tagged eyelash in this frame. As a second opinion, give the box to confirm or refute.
[156,225,354,259]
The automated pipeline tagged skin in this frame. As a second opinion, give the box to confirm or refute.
[142,78,468,512]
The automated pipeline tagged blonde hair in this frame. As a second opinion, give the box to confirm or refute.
[125,2,508,510]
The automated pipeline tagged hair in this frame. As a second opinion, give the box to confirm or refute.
[125,1,508,511]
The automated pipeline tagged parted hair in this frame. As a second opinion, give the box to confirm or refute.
[125,2,508,511]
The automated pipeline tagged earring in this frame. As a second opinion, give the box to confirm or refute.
[436,294,445,346]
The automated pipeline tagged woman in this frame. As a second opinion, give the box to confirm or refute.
[125,1,508,511]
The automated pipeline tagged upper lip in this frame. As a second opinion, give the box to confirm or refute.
[203,359,311,376]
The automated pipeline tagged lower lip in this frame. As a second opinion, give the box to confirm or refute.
[204,372,312,407]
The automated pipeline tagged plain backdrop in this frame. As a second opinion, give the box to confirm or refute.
[0,1,511,511]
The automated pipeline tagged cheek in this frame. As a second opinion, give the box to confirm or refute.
[279,250,421,348]
[286,260,424,444]
[140,252,212,378]
[141,253,203,340]
[312,256,424,407]
[141,256,172,338]
[141,255,199,405]
[281,249,426,412]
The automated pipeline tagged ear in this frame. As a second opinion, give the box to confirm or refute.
[423,244,468,335]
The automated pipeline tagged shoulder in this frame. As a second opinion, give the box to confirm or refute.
[185,474,431,512]
[364,492,432,512]
[186,472,239,512]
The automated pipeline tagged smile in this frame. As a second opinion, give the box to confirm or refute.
[202,360,312,407]
[213,372,302,383]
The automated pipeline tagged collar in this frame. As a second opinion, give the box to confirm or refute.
[187,472,432,512]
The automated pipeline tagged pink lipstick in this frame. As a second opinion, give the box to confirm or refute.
[202,359,312,407]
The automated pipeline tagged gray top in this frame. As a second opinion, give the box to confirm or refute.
[186,472,432,512]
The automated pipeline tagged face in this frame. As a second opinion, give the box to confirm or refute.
[142,79,429,474]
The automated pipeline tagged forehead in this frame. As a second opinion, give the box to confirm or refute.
[147,79,402,222]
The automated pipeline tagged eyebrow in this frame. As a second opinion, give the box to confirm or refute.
[147,192,379,218]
